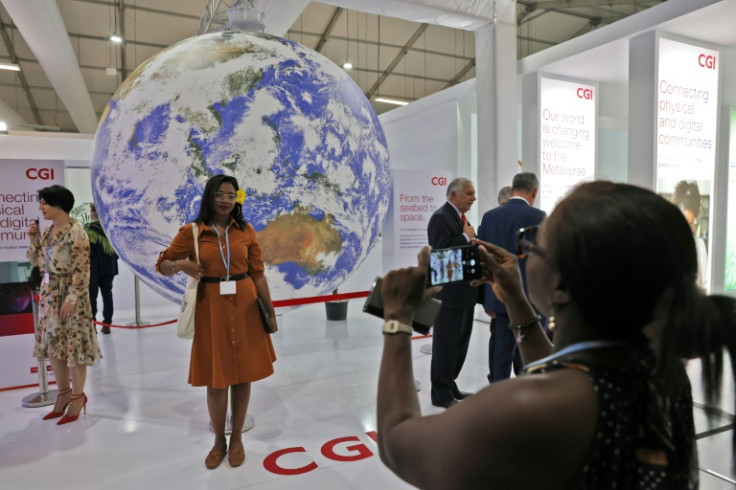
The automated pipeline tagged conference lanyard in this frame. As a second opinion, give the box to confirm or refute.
[523,340,628,372]
[210,222,231,280]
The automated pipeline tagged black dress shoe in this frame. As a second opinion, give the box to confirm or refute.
[432,399,458,409]
[452,390,473,400]
[101,326,111,334]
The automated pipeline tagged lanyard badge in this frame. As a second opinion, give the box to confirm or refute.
[211,222,235,295]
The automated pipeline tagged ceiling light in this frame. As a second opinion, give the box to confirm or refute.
[109,34,123,44]
[342,61,353,70]
[0,121,8,134]
[106,67,118,76]
[0,62,21,71]
[374,97,409,106]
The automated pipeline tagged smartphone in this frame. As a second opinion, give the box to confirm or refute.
[427,243,482,286]
[363,276,441,335]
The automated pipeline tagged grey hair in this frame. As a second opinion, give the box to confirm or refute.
[497,186,511,205]
[512,172,539,192]
[446,177,473,197]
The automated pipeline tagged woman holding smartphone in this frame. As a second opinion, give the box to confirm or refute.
[375,181,736,489]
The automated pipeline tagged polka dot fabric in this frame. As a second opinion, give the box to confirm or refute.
[530,359,697,489]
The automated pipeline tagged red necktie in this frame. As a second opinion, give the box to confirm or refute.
[461,213,467,224]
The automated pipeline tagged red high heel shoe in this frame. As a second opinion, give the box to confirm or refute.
[42,388,72,420]
[57,393,87,425]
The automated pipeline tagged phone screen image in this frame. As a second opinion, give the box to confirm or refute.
[428,244,480,286]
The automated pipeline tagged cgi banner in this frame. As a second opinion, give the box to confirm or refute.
[655,38,720,290]
[0,159,64,390]
[0,159,65,262]
[392,169,452,269]
[538,76,596,214]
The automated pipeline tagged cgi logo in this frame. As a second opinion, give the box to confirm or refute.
[576,88,593,100]
[26,168,56,180]
[698,54,716,70]
[431,176,447,186]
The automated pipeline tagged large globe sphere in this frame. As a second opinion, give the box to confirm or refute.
[91,31,391,303]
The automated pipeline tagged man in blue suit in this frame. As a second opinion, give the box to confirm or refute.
[477,172,546,382]
[427,177,477,408]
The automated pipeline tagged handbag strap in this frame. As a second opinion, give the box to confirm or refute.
[192,222,200,264]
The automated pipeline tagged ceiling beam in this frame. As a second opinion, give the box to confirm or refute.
[521,0,654,7]
[287,29,474,61]
[1,22,169,49]
[566,18,601,41]
[315,7,343,52]
[352,66,455,84]
[73,0,200,21]
[445,58,475,88]
[518,9,550,26]
[0,95,31,130]
[366,23,428,99]
[0,21,42,125]
[2,0,98,133]
[516,0,628,22]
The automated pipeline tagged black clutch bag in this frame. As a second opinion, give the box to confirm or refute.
[257,297,275,334]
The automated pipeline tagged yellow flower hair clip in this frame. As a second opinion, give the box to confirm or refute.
[236,188,246,205]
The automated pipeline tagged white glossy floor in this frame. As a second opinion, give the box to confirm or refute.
[0,301,734,489]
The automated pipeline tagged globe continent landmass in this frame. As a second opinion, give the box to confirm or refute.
[91,30,391,303]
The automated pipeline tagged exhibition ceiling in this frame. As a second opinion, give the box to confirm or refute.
[0,0,667,134]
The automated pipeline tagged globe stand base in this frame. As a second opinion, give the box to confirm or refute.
[22,389,57,408]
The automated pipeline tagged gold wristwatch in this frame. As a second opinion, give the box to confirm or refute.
[383,320,413,335]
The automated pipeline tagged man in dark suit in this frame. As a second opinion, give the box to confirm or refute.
[87,203,119,334]
[477,172,546,382]
[427,177,477,408]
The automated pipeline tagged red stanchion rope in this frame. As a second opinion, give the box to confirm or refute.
[90,290,433,340]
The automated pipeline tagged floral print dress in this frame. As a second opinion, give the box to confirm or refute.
[27,219,102,366]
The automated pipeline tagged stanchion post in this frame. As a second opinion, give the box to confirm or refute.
[210,413,255,434]
[127,276,150,327]
[22,288,57,408]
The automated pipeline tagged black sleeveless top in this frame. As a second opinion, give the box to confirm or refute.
[526,357,698,489]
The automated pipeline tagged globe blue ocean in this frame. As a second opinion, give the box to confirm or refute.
[91,31,391,303]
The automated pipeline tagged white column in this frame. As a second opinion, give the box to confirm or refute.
[475,17,518,215]
[627,31,657,189]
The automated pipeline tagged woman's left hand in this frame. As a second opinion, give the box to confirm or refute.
[269,316,279,333]
[380,246,438,323]
[59,301,74,319]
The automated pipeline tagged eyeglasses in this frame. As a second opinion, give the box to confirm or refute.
[516,225,548,259]
[214,192,237,202]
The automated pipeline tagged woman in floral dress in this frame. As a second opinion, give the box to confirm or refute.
[27,185,102,425]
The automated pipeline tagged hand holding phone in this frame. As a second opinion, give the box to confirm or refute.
[363,276,441,335]
[427,244,482,286]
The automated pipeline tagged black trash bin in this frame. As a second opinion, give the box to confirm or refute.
[325,300,348,321]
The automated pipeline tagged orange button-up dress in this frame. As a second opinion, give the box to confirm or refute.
[157,220,276,388]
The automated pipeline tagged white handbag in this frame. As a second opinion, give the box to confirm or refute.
[177,222,199,340]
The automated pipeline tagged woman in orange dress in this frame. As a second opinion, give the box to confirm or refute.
[156,174,277,469]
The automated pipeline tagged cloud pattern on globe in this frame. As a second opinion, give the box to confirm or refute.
[91,31,391,303]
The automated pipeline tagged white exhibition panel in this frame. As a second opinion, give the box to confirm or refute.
[654,36,721,291]
[656,37,720,187]
[0,158,65,390]
[391,169,452,269]
[0,160,65,262]
[538,76,597,214]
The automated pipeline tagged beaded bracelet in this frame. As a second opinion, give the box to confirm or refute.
[508,315,541,343]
